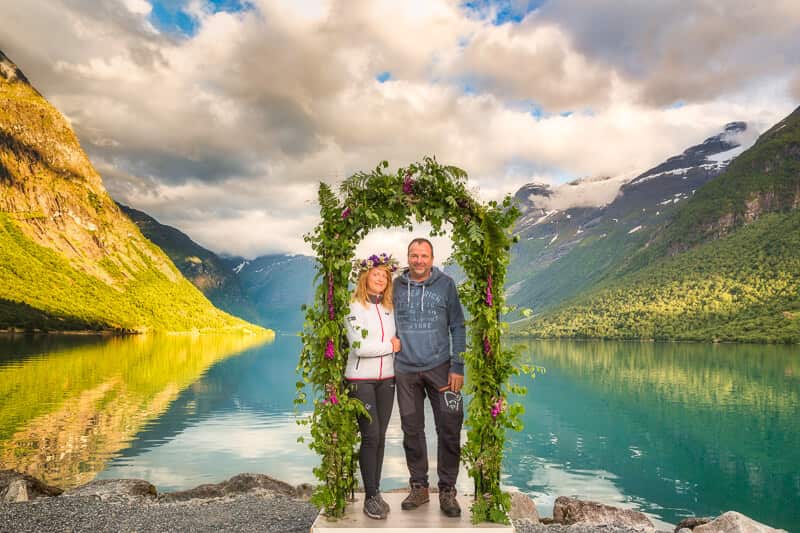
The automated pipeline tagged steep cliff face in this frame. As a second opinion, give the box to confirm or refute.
[0,50,259,332]
[0,50,175,286]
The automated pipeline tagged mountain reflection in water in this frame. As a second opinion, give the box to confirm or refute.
[0,332,272,488]
[509,340,799,530]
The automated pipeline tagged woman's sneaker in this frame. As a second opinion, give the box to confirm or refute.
[376,492,390,514]
[363,495,387,520]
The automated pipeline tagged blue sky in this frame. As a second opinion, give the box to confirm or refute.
[149,0,252,35]
[150,0,546,35]
[463,0,545,24]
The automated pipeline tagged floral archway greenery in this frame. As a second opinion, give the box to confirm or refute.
[296,157,525,523]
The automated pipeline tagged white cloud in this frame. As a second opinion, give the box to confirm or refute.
[0,0,797,257]
[122,0,152,16]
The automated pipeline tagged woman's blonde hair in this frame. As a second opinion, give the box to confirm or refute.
[352,266,394,310]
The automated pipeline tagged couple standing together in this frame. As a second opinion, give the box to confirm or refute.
[344,237,465,520]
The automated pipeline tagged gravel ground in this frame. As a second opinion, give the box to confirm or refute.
[1,497,667,533]
[512,521,666,533]
[0,494,318,533]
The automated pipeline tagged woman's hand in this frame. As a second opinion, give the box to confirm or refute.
[391,336,401,353]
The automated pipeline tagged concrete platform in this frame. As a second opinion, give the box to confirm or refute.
[310,492,515,532]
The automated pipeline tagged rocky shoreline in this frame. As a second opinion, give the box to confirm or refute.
[0,470,787,533]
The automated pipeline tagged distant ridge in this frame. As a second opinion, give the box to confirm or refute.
[118,203,261,324]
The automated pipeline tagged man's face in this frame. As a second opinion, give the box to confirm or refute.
[407,241,433,280]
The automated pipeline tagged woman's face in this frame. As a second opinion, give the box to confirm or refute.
[366,267,388,295]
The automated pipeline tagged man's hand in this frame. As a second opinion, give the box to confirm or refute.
[448,373,464,393]
[391,336,401,353]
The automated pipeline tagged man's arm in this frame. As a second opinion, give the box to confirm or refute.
[447,278,466,391]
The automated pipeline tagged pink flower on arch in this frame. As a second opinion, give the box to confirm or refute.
[327,273,335,320]
[485,274,493,307]
[323,384,339,405]
[491,397,504,419]
[325,339,335,359]
[403,173,415,194]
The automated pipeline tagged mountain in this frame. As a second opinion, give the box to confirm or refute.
[507,122,751,313]
[0,50,262,333]
[507,122,752,312]
[519,107,800,343]
[636,113,800,259]
[114,195,317,331]
[118,203,316,331]
[223,254,317,332]
[118,204,260,324]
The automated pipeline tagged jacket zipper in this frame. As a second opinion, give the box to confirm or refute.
[376,302,384,379]
[375,302,384,342]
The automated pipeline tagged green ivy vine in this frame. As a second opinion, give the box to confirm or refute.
[296,157,526,523]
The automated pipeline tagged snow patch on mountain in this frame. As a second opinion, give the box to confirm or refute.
[706,144,747,163]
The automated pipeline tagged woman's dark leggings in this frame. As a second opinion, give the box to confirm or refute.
[348,378,395,498]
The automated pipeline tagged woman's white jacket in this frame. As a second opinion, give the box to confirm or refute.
[344,298,395,381]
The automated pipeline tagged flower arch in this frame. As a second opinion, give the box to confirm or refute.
[296,157,525,523]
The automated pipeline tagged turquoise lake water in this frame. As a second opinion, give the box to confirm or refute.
[1,324,797,531]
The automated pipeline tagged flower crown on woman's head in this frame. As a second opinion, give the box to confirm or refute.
[351,253,399,280]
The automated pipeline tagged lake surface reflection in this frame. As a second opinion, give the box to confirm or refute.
[1,331,797,531]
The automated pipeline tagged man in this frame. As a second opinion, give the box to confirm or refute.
[392,237,466,518]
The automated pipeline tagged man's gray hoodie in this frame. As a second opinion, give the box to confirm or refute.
[392,267,466,375]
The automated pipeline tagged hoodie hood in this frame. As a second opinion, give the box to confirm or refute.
[396,266,443,287]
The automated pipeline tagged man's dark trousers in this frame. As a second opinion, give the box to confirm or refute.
[395,362,463,488]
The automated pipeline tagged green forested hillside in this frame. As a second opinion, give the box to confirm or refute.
[0,213,257,332]
[519,106,800,343]
[520,210,800,343]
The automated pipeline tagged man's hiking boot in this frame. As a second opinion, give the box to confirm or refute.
[439,486,461,517]
[401,483,429,510]
[363,495,387,520]
[376,492,390,514]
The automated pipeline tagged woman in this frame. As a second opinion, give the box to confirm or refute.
[345,253,400,520]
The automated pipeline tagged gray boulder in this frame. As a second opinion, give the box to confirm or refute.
[64,479,157,502]
[294,482,313,500]
[675,517,714,531]
[159,473,296,502]
[509,491,540,522]
[692,512,787,533]
[0,470,62,503]
[552,496,655,532]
